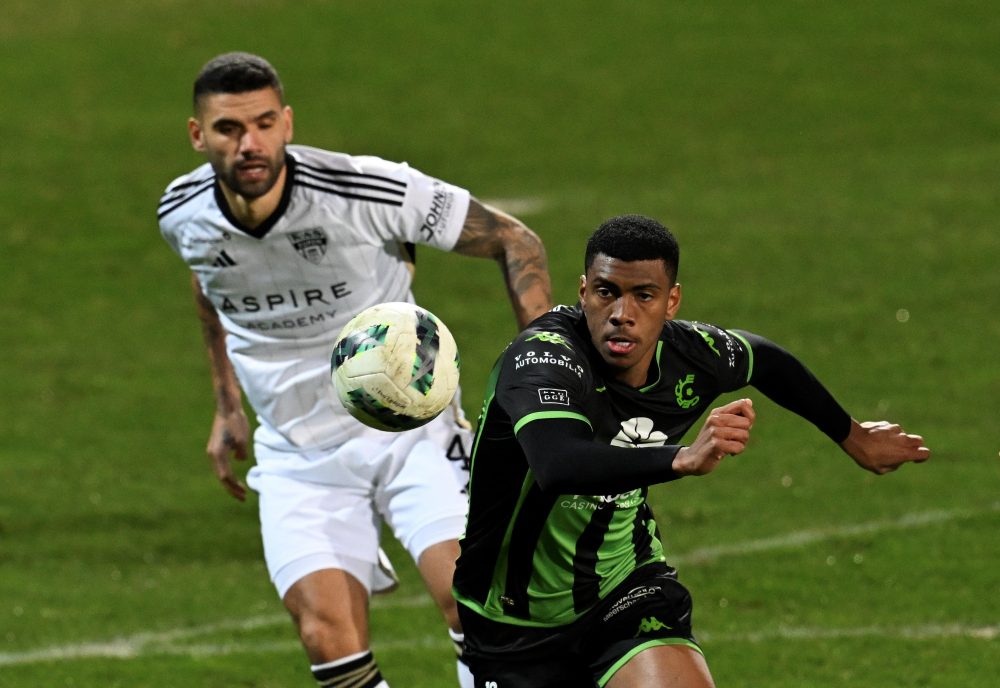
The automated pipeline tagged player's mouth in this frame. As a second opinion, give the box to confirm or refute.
[606,336,637,356]
[236,161,270,180]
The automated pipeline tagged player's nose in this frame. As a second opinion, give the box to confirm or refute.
[238,128,264,154]
[609,296,635,325]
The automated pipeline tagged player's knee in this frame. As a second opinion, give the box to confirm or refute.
[297,613,367,659]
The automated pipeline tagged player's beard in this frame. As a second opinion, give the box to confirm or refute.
[221,150,285,200]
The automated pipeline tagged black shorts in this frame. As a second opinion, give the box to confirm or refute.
[458,563,702,688]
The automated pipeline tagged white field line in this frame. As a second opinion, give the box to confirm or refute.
[2,504,997,666]
[672,501,1000,566]
[0,595,430,666]
[4,621,996,666]
[702,622,1000,643]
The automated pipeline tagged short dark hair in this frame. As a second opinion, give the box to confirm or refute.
[584,214,680,283]
[193,52,284,113]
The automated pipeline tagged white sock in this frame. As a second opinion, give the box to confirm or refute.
[449,629,473,688]
[456,658,474,688]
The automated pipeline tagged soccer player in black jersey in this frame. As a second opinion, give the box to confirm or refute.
[452,214,930,687]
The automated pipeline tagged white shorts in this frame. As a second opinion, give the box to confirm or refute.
[246,408,473,599]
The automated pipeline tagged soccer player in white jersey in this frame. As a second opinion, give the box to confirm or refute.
[157,52,551,688]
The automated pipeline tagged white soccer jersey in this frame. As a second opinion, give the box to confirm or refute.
[158,144,471,454]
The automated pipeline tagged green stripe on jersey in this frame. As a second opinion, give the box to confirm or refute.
[522,493,665,626]
[513,410,591,435]
[729,330,754,382]
[639,341,665,393]
[485,472,540,620]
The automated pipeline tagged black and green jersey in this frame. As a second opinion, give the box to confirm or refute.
[453,305,762,627]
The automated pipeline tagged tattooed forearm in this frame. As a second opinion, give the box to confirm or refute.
[452,198,504,256]
[453,198,552,329]
[191,274,243,413]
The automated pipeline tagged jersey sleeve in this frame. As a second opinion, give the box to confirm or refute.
[495,329,593,435]
[157,179,187,257]
[350,156,471,252]
[158,219,182,256]
[734,330,852,442]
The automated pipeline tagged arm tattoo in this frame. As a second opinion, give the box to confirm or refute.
[452,198,552,329]
[452,198,504,258]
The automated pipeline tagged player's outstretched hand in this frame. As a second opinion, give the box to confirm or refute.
[673,398,755,477]
[206,409,251,500]
[839,420,930,475]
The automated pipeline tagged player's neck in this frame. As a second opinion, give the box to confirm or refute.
[219,166,287,230]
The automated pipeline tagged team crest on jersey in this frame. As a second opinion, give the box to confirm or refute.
[674,374,700,409]
[288,228,328,264]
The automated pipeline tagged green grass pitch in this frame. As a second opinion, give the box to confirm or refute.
[1,1,998,686]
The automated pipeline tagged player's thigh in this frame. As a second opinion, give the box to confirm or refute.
[605,644,715,688]
[377,422,468,563]
[250,470,382,592]
[587,563,704,685]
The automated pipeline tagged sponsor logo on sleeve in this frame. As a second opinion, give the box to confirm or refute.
[694,321,739,368]
[419,181,457,241]
[722,329,739,368]
[538,388,569,405]
[513,350,584,378]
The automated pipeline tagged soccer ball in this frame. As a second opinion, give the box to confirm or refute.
[330,302,460,432]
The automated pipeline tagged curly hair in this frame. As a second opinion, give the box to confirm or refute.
[584,214,679,283]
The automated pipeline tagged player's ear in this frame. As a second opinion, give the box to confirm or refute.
[665,283,682,321]
[283,105,294,143]
[578,274,587,302]
[188,117,206,152]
